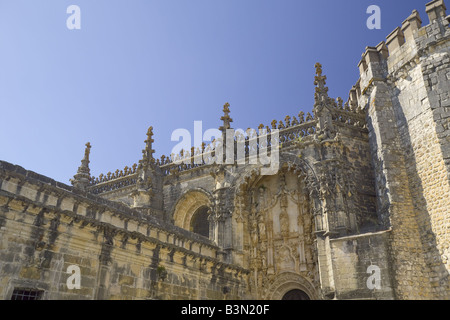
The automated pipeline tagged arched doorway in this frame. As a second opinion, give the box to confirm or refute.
[172,189,212,232]
[282,289,310,300]
[261,272,318,300]
[190,206,209,238]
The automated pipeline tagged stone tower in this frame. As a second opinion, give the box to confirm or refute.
[354,0,450,298]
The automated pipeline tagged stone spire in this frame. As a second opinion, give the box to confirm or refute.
[140,126,155,167]
[71,142,92,190]
[313,63,335,138]
[314,63,330,111]
[219,102,233,131]
[131,126,164,220]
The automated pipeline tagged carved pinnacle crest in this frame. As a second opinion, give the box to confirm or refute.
[315,62,323,77]
[314,63,328,93]
[71,142,92,189]
[220,102,233,131]
[313,63,330,112]
[141,126,155,164]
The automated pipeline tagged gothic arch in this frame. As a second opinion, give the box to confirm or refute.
[172,188,213,232]
[233,166,265,197]
[263,272,318,300]
[233,153,319,203]
[231,154,322,298]
[279,152,319,188]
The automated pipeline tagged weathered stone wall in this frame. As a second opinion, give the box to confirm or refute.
[392,55,450,298]
[416,24,450,279]
[330,231,394,300]
[0,161,248,300]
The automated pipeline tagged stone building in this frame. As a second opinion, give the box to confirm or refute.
[0,0,449,300]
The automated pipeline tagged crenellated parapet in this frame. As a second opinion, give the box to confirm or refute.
[356,0,449,99]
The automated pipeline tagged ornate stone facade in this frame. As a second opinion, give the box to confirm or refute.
[0,0,449,300]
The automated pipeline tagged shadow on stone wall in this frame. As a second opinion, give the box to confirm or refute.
[391,92,450,298]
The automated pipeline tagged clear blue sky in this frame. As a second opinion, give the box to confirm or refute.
[0,0,432,184]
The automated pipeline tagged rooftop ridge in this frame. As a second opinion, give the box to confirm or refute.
[0,159,222,248]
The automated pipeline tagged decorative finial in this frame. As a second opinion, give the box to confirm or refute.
[84,142,91,159]
[71,142,92,190]
[298,111,305,123]
[219,102,233,131]
[315,62,323,77]
[145,126,154,151]
[271,120,277,129]
[141,126,155,166]
[314,63,330,111]
[337,97,343,109]
[314,63,328,94]
[285,115,291,127]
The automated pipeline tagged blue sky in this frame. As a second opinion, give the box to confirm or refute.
[0,0,432,183]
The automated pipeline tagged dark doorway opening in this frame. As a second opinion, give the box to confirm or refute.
[282,289,310,300]
[190,206,209,238]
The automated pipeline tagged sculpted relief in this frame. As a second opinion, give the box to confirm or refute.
[235,167,319,298]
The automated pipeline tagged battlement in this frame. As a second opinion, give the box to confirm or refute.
[353,0,450,107]
[426,0,448,21]
[358,0,449,75]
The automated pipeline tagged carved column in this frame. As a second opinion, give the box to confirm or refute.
[211,185,233,249]
[210,164,236,253]
[296,180,309,271]
[95,226,116,300]
[208,208,215,241]
[265,195,275,275]
[233,192,246,265]
[306,174,323,233]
